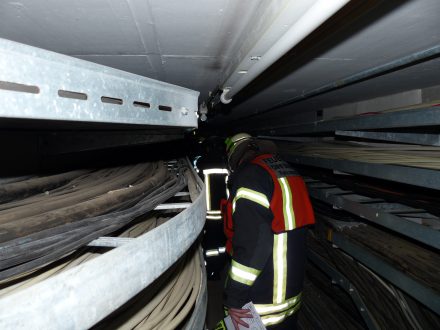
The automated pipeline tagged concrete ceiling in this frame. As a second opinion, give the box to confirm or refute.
[223,0,440,125]
[1,0,439,129]
[0,0,267,102]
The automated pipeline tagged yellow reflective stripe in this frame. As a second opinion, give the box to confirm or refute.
[254,293,302,315]
[206,214,222,220]
[232,188,270,213]
[229,260,261,286]
[232,260,261,276]
[278,177,296,230]
[207,210,222,220]
[273,233,287,304]
[204,173,211,210]
[202,168,229,175]
[261,301,302,326]
[205,249,220,257]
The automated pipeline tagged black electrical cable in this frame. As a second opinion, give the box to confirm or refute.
[307,211,440,329]
[0,161,186,280]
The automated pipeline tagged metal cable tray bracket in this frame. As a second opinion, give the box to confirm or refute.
[329,231,440,315]
[0,38,199,128]
[0,159,207,330]
[262,106,440,136]
[283,154,440,190]
[304,178,440,250]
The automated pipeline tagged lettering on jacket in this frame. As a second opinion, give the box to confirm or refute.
[260,156,298,178]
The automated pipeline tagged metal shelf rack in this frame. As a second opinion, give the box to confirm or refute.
[282,154,440,190]
[303,177,440,249]
[302,176,440,314]
[330,230,440,315]
[262,105,440,136]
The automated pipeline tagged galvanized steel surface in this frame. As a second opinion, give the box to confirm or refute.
[283,154,440,190]
[307,183,440,250]
[265,106,440,136]
[0,38,199,127]
[336,131,440,147]
[0,170,206,329]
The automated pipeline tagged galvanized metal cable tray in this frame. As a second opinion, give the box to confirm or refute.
[304,177,440,249]
[0,159,206,329]
[0,38,199,127]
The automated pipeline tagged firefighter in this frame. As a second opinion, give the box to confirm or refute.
[221,133,315,329]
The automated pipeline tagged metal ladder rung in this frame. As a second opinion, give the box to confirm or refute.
[154,202,192,210]
[88,237,134,248]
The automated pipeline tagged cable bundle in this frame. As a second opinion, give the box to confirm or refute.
[303,204,440,329]
[0,215,203,330]
[0,216,167,296]
[0,161,186,280]
[278,141,440,170]
[94,246,202,330]
[300,261,365,329]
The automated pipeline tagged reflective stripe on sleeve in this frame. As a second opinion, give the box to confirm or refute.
[205,249,219,257]
[254,293,302,315]
[278,177,296,230]
[229,260,261,286]
[273,232,287,304]
[232,188,270,213]
[261,301,302,326]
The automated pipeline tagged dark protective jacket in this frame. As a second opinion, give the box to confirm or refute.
[222,154,315,327]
